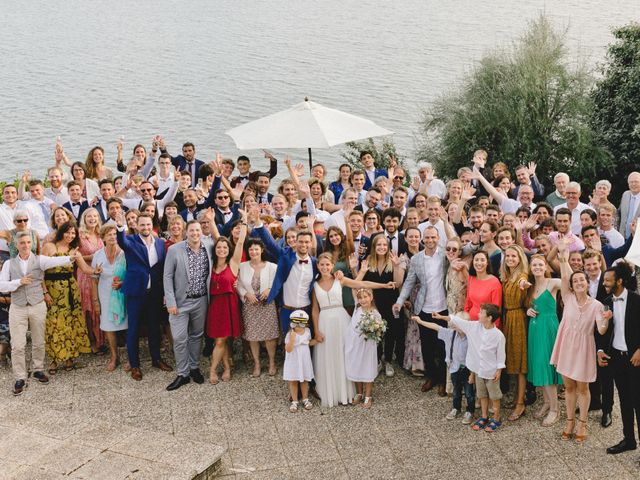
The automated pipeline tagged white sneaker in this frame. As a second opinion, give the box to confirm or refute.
[385,363,395,377]
[462,411,473,424]
[446,408,459,420]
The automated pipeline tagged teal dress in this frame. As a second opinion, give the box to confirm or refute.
[527,290,563,386]
[333,259,354,308]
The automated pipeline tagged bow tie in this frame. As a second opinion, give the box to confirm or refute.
[298,259,309,264]
[72,202,82,206]
[239,176,248,181]
[613,297,624,302]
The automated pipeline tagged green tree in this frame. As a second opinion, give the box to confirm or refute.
[341,137,402,171]
[417,15,610,189]
[591,23,640,203]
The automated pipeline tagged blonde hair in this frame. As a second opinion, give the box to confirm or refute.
[79,207,102,237]
[367,234,393,273]
[500,244,529,283]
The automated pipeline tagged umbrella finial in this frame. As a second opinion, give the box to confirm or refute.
[304,96,309,102]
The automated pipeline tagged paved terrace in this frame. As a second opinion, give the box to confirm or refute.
[0,345,638,479]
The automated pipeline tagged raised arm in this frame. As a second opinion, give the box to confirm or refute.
[470,166,507,205]
[263,150,278,179]
[557,236,572,300]
[229,210,248,274]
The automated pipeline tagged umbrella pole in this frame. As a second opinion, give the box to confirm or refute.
[308,148,313,171]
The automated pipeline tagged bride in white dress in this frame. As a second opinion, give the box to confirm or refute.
[312,253,396,407]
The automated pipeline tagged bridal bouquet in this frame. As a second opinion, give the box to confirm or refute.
[357,310,387,343]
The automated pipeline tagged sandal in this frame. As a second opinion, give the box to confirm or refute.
[575,419,588,443]
[48,363,58,375]
[534,403,550,419]
[302,398,313,410]
[289,401,299,413]
[352,394,363,405]
[484,419,502,432]
[363,397,373,409]
[472,417,488,431]
[542,410,560,427]
[508,403,526,422]
[63,361,75,372]
[561,418,575,440]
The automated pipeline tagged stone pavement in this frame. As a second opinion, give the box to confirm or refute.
[0,346,638,479]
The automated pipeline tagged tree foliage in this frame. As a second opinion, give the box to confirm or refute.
[341,137,404,171]
[416,15,610,188]
[591,23,640,202]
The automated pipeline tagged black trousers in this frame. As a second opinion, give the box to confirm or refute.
[588,364,615,413]
[418,310,448,386]
[611,349,640,444]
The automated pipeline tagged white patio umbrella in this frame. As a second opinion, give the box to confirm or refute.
[225,97,393,169]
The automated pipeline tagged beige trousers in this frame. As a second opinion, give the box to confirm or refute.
[9,301,47,381]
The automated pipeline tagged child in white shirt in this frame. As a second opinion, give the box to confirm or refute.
[433,303,505,432]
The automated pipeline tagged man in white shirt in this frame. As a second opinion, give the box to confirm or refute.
[600,263,640,455]
[418,196,447,247]
[17,177,55,231]
[44,166,69,205]
[554,182,591,235]
[394,226,447,393]
[324,188,358,235]
[148,153,175,199]
[0,232,76,395]
[598,204,625,249]
[413,162,446,199]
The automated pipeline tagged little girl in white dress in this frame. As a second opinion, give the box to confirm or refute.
[283,310,317,413]
[344,288,381,409]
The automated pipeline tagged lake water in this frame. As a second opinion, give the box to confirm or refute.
[0,0,638,179]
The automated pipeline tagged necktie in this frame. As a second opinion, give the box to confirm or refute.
[298,259,309,264]
[39,202,50,224]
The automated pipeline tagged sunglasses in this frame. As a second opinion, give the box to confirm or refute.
[140,188,153,193]
[15,219,28,223]
[217,196,229,200]
[445,246,458,252]
[394,176,405,181]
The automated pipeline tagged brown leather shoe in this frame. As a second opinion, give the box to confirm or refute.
[131,368,143,381]
[437,384,447,397]
[421,379,433,393]
[152,360,173,372]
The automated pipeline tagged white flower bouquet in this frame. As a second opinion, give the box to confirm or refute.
[357,310,387,343]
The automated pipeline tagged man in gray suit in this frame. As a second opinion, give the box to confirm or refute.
[393,226,449,396]
[618,172,640,239]
[164,220,214,391]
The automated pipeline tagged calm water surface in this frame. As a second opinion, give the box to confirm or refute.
[0,0,638,178]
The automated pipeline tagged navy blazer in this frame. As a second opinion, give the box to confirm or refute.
[62,200,90,222]
[597,290,640,357]
[162,150,204,188]
[116,229,166,297]
[364,168,388,190]
[178,175,221,222]
[252,225,318,305]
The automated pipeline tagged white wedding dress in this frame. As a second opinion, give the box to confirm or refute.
[313,280,355,407]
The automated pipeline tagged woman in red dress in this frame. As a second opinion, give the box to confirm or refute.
[207,210,248,384]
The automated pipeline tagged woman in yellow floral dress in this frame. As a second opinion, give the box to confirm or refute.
[42,222,99,372]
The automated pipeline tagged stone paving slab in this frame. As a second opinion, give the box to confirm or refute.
[0,344,639,479]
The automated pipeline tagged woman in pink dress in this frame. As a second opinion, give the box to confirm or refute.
[78,208,104,353]
[207,211,248,384]
[550,238,611,443]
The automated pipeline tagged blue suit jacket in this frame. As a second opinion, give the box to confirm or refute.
[62,200,90,222]
[116,229,166,297]
[163,151,204,188]
[252,225,318,305]
[364,168,388,190]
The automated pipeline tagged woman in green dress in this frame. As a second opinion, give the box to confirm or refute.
[324,226,356,314]
[526,254,563,426]
[41,222,99,373]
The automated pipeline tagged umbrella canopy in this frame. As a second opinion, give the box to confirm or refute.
[225,98,393,150]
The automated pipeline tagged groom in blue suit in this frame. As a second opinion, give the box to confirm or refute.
[251,216,318,333]
[116,212,172,381]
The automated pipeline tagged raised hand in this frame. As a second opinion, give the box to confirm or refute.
[306,215,316,231]
[527,162,537,177]
[360,259,369,272]
[556,235,568,255]
[21,170,32,183]
[524,213,539,232]
[293,163,305,178]
[298,182,310,197]
[348,253,358,271]
[410,175,420,191]
[438,205,449,223]
[472,152,486,168]
[152,136,160,150]
[263,150,275,161]
[390,251,401,266]
[116,137,123,154]
[158,136,166,150]
[388,154,397,170]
